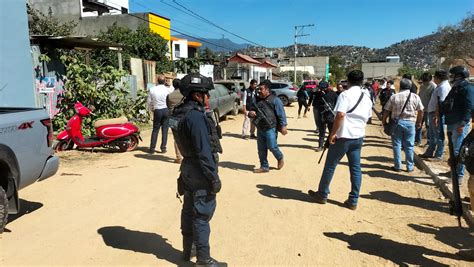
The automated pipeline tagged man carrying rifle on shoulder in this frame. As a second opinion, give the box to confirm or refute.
[308,70,373,210]
[248,80,288,173]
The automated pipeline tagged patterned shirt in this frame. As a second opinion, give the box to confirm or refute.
[384,90,424,122]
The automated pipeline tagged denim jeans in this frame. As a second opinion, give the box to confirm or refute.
[150,108,169,151]
[424,113,445,158]
[317,137,364,205]
[257,127,283,170]
[447,123,471,181]
[391,120,416,171]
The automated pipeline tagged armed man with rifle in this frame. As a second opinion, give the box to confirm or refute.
[308,70,373,210]
[248,79,288,173]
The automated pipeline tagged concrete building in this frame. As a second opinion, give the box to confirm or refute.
[362,62,404,79]
[275,56,329,79]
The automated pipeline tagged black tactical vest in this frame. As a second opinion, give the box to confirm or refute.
[254,94,278,130]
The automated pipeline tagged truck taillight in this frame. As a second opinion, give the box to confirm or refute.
[41,119,53,147]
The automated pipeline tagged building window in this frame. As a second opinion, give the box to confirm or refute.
[174,44,180,58]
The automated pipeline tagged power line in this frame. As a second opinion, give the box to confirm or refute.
[132,0,223,37]
[105,0,235,51]
[170,0,264,47]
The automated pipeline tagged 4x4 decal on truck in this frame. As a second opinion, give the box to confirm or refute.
[18,121,34,130]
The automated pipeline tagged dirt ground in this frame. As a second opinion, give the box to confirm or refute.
[1,104,473,266]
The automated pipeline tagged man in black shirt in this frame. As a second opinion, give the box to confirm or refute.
[309,81,338,150]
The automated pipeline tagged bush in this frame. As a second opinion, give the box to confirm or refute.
[53,53,149,135]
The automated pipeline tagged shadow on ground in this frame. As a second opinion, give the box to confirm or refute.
[219,161,254,172]
[408,224,474,250]
[279,144,315,150]
[222,132,245,139]
[97,226,191,266]
[360,191,449,213]
[287,128,315,133]
[134,152,176,163]
[324,232,459,266]
[256,184,313,203]
[363,170,434,186]
[5,199,43,231]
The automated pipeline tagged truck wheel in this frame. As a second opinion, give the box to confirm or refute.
[0,186,7,234]
[279,95,289,106]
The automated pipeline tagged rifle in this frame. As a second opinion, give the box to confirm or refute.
[447,131,463,227]
[318,138,331,164]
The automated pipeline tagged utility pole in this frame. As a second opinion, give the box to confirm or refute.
[294,24,314,84]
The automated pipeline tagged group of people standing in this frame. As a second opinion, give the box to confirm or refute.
[146,66,474,265]
[380,66,474,184]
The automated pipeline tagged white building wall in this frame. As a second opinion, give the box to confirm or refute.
[172,40,189,60]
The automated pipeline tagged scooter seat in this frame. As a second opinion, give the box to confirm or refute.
[94,116,128,128]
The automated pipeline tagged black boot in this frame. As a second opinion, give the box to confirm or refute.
[195,258,227,267]
[182,236,193,261]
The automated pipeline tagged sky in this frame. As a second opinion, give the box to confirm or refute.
[129,0,473,49]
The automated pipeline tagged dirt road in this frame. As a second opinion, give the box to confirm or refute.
[1,105,473,266]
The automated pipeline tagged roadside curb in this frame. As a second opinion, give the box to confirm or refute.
[414,154,474,228]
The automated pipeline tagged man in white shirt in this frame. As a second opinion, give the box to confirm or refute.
[147,75,173,154]
[419,70,451,160]
[308,70,373,210]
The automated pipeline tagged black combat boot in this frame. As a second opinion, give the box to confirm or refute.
[195,258,227,267]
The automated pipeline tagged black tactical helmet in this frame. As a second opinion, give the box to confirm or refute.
[399,78,412,90]
[449,65,470,79]
[319,81,329,89]
[179,73,214,97]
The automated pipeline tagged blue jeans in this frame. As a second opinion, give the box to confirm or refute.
[391,120,416,171]
[424,113,445,158]
[447,123,470,181]
[317,137,364,205]
[257,127,283,170]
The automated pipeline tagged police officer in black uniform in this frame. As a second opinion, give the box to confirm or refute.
[171,73,225,267]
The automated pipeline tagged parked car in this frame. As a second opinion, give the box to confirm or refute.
[269,82,298,106]
[303,80,318,90]
[0,108,59,233]
[214,80,249,111]
[209,83,240,120]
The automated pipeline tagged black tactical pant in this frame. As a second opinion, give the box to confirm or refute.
[181,190,216,261]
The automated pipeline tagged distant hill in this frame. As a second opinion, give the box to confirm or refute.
[241,33,443,69]
[174,35,250,52]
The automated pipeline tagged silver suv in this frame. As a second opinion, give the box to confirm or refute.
[269,81,298,106]
[209,83,240,120]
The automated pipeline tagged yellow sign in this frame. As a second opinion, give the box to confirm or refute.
[148,13,171,41]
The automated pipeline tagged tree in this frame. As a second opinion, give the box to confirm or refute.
[436,13,474,67]
[27,4,77,36]
[398,65,424,80]
[201,47,217,64]
[329,56,345,85]
[174,58,200,74]
[98,24,171,73]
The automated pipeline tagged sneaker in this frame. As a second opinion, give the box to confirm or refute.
[277,159,284,170]
[250,134,257,139]
[344,200,357,210]
[196,258,227,267]
[308,190,327,204]
[148,149,155,155]
[406,169,414,173]
[429,157,443,162]
[253,168,269,173]
[391,166,402,172]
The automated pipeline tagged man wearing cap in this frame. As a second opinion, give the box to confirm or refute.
[241,79,258,139]
[171,73,224,266]
[248,79,287,173]
[148,75,174,154]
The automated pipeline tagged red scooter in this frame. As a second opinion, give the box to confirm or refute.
[54,102,141,152]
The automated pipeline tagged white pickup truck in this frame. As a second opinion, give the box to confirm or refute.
[0,108,59,233]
